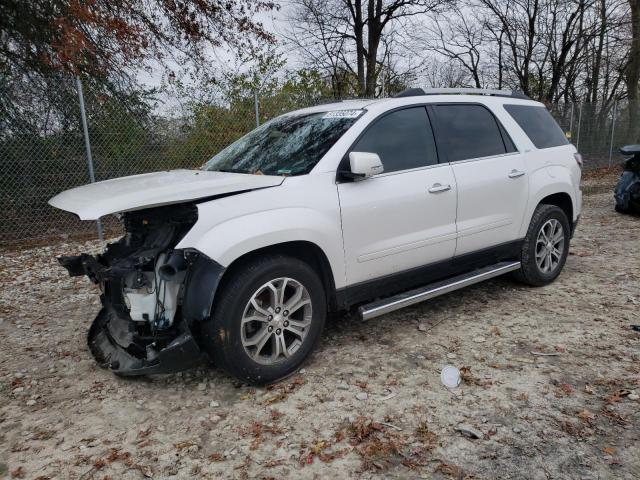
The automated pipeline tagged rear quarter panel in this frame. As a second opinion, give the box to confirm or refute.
[492,101,581,235]
[519,145,581,237]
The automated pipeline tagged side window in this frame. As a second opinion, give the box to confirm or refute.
[352,107,438,173]
[433,104,507,162]
[498,122,518,153]
[504,104,569,149]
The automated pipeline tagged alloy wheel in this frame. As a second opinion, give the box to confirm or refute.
[240,277,313,365]
[535,218,565,274]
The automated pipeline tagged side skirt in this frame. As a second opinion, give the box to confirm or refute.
[335,239,522,310]
[359,261,521,320]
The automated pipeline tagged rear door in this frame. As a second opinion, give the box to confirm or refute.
[431,103,529,256]
[337,106,458,286]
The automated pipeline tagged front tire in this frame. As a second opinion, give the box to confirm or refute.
[201,254,326,384]
[514,204,570,286]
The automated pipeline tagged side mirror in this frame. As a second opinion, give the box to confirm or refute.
[348,152,384,179]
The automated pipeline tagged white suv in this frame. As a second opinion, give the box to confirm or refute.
[50,88,582,384]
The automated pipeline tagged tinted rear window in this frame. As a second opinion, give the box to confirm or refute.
[433,104,508,162]
[504,104,569,149]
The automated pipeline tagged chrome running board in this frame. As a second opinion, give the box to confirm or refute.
[358,261,521,321]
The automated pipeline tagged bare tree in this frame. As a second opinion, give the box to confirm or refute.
[421,7,487,88]
[288,0,450,97]
[286,0,355,97]
[285,0,633,116]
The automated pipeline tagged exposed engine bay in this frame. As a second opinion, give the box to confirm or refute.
[58,203,223,375]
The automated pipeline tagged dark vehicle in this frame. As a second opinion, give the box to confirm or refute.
[614,145,640,214]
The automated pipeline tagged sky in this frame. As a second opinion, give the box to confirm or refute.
[136,5,290,93]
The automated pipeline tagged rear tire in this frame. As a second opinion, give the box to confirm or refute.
[514,204,570,286]
[200,254,326,385]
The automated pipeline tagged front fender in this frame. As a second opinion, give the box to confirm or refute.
[177,207,346,289]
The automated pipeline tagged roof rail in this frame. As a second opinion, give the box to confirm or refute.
[393,87,530,100]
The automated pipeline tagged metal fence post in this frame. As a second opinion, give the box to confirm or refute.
[576,102,583,150]
[569,102,575,138]
[608,100,618,167]
[75,76,104,243]
[254,90,260,128]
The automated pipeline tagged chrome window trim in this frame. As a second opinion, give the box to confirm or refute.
[371,161,450,179]
[448,151,522,165]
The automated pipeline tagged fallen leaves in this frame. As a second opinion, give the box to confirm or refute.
[415,420,438,449]
[556,383,573,397]
[239,421,284,450]
[101,448,152,478]
[434,461,464,478]
[560,420,590,438]
[263,376,306,405]
[459,366,492,387]
[347,417,385,443]
[209,452,224,462]
[10,466,25,479]
[173,440,198,450]
[577,409,596,422]
[604,389,631,404]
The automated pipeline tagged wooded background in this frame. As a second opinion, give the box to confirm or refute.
[1,0,638,245]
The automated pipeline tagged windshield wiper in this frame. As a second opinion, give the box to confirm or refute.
[216,168,251,174]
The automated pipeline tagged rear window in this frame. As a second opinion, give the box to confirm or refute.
[433,104,508,162]
[504,104,569,149]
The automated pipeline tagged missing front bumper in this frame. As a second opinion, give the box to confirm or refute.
[88,306,204,376]
[85,253,225,376]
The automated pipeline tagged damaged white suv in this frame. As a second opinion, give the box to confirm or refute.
[50,88,582,384]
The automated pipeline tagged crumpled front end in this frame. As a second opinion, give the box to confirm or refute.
[58,204,223,376]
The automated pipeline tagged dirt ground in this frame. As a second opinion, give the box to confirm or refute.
[1,170,639,480]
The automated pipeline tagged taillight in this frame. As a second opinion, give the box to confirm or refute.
[574,153,583,169]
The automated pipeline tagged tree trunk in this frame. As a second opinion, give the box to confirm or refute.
[497,28,504,89]
[354,1,366,96]
[365,0,381,97]
[627,0,640,142]
[590,0,606,104]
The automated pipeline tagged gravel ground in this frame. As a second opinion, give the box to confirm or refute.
[1,172,639,480]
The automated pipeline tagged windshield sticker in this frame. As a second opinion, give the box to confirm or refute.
[322,110,364,119]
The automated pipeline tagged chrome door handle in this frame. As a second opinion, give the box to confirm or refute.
[508,169,526,178]
[428,183,451,193]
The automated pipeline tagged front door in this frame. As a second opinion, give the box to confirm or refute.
[337,106,458,286]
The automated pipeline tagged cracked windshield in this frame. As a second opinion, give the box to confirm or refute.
[202,110,363,176]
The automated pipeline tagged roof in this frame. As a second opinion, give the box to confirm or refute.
[285,88,538,118]
[393,87,530,100]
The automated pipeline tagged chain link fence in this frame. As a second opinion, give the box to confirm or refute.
[1,78,636,247]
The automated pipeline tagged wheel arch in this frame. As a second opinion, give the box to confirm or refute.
[216,241,339,312]
[520,183,577,238]
[538,191,573,225]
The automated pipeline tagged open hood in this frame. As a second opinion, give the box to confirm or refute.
[49,170,284,220]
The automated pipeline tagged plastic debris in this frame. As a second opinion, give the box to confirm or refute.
[440,365,461,388]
